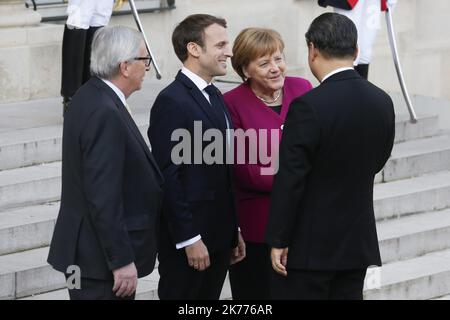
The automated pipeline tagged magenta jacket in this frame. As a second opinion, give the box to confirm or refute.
[223,76,313,243]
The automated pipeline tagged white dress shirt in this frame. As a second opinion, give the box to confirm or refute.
[181,67,231,145]
[321,67,355,83]
[101,78,126,105]
[101,78,135,117]
[181,66,211,102]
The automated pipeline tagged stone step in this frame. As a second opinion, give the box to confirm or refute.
[383,134,450,182]
[0,124,446,213]
[378,208,450,263]
[20,272,232,300]
[3,206,450,301]
[20,271,161,300]
[0,202,59,255]
[374,133,450,184]
[374,171,450,220]
[0,162,61,211]
[0,247,65,300]
[0,115,149,171]
[432,294,450,300]
[2,163,449,220]
[0,125,62,172]
[3,200,449,274]
[16,247,450,300]
[394,114,439,144]
[19,287,69,300]
[364,248,450,300]
[0,114,437,172]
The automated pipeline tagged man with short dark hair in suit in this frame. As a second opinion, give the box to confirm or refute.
[48,25,164,300]
[148,14,246,300]
[266,12,395,300]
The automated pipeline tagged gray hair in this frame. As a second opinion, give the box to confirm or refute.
[90,25,144,80]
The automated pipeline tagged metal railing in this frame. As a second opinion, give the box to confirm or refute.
[25,0,65,11]
[25,0,176,23]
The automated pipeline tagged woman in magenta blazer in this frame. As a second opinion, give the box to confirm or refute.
[223,28,312,299]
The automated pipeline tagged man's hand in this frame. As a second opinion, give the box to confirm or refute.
[230,231,246,265]
[185,239,210,271]
[112,262,138,297]
[270,247,289,277]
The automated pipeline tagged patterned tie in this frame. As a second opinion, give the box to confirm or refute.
[204,84,227,129]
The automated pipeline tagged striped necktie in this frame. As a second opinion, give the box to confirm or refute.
[204,84,227,129]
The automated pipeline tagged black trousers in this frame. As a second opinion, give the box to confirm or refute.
[65,275,135,300]
[229,242,271,300]
[157,248,231,300]
[270,268,367,300]
[60,25,101,99]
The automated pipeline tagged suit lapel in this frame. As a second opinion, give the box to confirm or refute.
[92,78,164,185]
[176,71,226,130]
[192,87,226,129]
[118,103,164,185]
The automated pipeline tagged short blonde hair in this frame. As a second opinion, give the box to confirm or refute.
[231,28,285,81]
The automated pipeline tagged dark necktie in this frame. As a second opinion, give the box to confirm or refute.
[204,84,227,130]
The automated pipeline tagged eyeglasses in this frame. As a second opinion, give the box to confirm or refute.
[133,56,152,67]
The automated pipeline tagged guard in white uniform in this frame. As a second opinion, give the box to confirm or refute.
[61,0,114,115]
[318,0,397,79]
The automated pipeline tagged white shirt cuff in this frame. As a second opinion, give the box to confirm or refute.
[176,235,201,249]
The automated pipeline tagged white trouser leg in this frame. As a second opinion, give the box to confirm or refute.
[334,0,381,65]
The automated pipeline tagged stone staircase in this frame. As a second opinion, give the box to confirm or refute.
[1,87,450,300]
